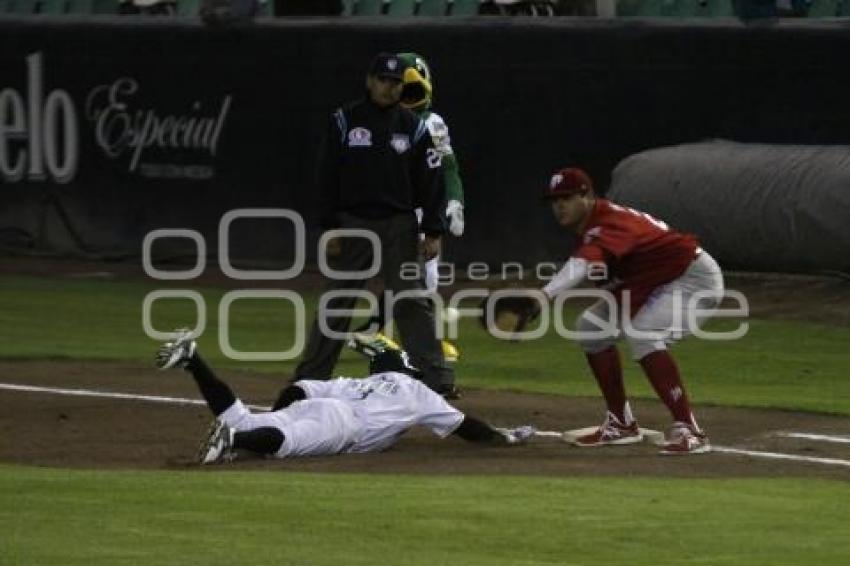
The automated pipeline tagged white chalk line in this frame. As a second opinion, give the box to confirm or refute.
[0,382,270,411]
[3,382,850,469]
[777,432,850,445]
[535,425,850,469]
[711,447,850,468]
[533,430,564,439]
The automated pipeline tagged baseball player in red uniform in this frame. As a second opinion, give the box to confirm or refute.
[540,167,724,454]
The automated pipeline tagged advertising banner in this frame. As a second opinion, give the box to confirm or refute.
[3,18,850,270]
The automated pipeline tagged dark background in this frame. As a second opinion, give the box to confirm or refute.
[2,17,849,267]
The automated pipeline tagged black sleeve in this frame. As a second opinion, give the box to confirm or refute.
[451,415,506,444]
[411,119,446,237]
[271,384,307,411]
[316,110,344,230]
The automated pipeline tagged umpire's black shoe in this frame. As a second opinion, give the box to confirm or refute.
[437,384,461,400]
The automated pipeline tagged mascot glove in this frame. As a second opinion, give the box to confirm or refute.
[446,199,464,236]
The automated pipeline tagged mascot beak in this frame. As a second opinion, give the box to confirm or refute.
[401,67,432,109]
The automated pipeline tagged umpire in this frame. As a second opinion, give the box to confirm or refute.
[287,52,456,400]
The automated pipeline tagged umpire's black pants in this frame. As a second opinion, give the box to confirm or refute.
[295,212,454,391]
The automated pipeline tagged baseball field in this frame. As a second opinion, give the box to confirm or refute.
[1,259,849,565]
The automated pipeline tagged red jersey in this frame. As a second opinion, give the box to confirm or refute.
[572,199,699,313]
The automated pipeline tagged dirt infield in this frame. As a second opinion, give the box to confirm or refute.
[2,360,849,480]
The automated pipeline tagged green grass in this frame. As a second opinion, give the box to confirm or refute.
[1,274,849,565]
[1,275,848,415]
[1,466,848,566]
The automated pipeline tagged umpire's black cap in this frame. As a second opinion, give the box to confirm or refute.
[368,52,405,80]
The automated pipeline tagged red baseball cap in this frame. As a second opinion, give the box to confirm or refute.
[542,167,593,200]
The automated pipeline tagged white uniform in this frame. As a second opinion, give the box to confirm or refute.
[575,252,724,360]
[218,372,464,458]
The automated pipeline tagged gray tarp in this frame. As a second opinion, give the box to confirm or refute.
[607,141,850,274]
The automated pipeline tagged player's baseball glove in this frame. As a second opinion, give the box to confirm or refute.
[479,293,542,335]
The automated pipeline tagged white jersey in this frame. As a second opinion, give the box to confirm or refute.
[217,372,464,459]
[298,372,464,453]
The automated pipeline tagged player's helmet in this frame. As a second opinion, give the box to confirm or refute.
[541,167,594,200]
[397,52,433,111]
[369,349,424,380]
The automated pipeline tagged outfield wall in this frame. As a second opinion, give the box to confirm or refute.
[1,17,849,271]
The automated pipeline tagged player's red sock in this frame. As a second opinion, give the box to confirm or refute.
[585,347,629,424]
[639,350,696,427]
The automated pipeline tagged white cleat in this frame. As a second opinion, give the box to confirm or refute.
[198,419,235,465]
[572,411,643,447]
[155,328,197,370]
[659,422,711,455]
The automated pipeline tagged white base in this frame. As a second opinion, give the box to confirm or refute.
[534,427,665,446]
